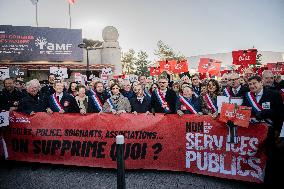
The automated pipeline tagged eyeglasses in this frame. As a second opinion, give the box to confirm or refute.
[192,78,198,81]
[112,87,120,90]
[159,82,167,84]
[229,78,239,81]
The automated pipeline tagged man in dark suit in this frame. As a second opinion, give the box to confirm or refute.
[47,82,79,114]
[86,81,109,113]
[1,78,25,111]
[191,74,202,97]
[223,73,249,98]
[130,84,151,114]
[40,74,56,97]
[243,75,283,130]
[243,76,284,188]
[17,79,47,115]
[151,77,177,114]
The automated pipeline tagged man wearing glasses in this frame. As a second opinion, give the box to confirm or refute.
[151,77,177,114]
[223,73,249,98]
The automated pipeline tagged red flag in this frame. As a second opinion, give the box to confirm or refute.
[232,49,257,68]
[159,60,176,72]
[149,67,161,76]
[266,62,284,74]
[172,60,188,74]
[68,0,76,4]
[198,58,221,76]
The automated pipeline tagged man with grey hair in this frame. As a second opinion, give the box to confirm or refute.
[262,70,276,90]
[223,72,249,98]
[17,79,47,115]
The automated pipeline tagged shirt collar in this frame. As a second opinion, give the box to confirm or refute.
[255,89,263,97]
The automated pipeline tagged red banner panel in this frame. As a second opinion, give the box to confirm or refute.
[172,60,189,74]
[3,112,268,183]
[198,58,221,76]
[149,67,161,76]
[266,62,284,75]
[232,49,257,68]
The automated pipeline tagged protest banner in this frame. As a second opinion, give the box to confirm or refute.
[50,67,68,79]
[0,68,9,80]
[0,111,9,127]
[232,49,257,68]
[149,67,161,76]
[266,62,284,75]
[219,103,252,128]
[3,112,268,183]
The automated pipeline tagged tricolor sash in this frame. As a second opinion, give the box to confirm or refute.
[154,89,170,113]
[144,89,151,98]
[223,87,232,97]
[179,95,198,114]
[193,91,199,97]
[107,98,117,111]
[90,90,103,112]
[51,94,64,112]
[246,92,273,125]
[204,94,217,113]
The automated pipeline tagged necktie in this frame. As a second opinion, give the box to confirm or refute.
[57,96,60,101]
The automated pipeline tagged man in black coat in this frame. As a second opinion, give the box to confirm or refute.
[130,84,151,114]
[243,75,284,188]
[47,82,79,114]
[1,78,25,111]
[86,81,109,113]
[17,79,47,115]
[40,74,56,97]
[151,77,177,114]
[191,74,202,97]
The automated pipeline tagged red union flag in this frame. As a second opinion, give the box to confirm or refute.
[68,0,76,4]
[172,60,188,74]
[149,67,161,76]
[266,62,284,74]
[198,58,221,75]
[232,49,257,68]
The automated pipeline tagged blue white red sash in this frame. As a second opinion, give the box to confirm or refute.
[204,94,217,113]
[246,92,273,125]
[107,98,117,111]
[51,94,64,112]
[144,89,151,98]
[179,95,198,114]
[193,92,199,97]
[246,92,262,113]
[223,87,232,97]
[90,90,103,112]
[154,89,170,113]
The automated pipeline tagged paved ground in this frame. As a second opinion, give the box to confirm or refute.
[0,161,263,189]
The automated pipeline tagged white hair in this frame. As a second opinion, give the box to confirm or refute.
[26,79,41,90]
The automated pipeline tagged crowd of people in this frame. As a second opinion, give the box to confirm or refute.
[0,68,284,186]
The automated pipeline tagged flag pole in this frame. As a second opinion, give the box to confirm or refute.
[69,3,71,29]
[36,2,38,27]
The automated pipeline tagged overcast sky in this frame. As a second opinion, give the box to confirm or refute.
[0,0,283,61]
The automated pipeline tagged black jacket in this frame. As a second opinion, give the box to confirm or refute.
[47,92,80,113]
[1,88,26,110]
[151,89,177,114]
[17,92,47,114]
[130,96,151,113]
[40,85,55,97]
[223,85,249,98]
[86,90,109,113]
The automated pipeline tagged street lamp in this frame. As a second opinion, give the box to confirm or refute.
[78,43,94,79]
[78,43,101,80]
